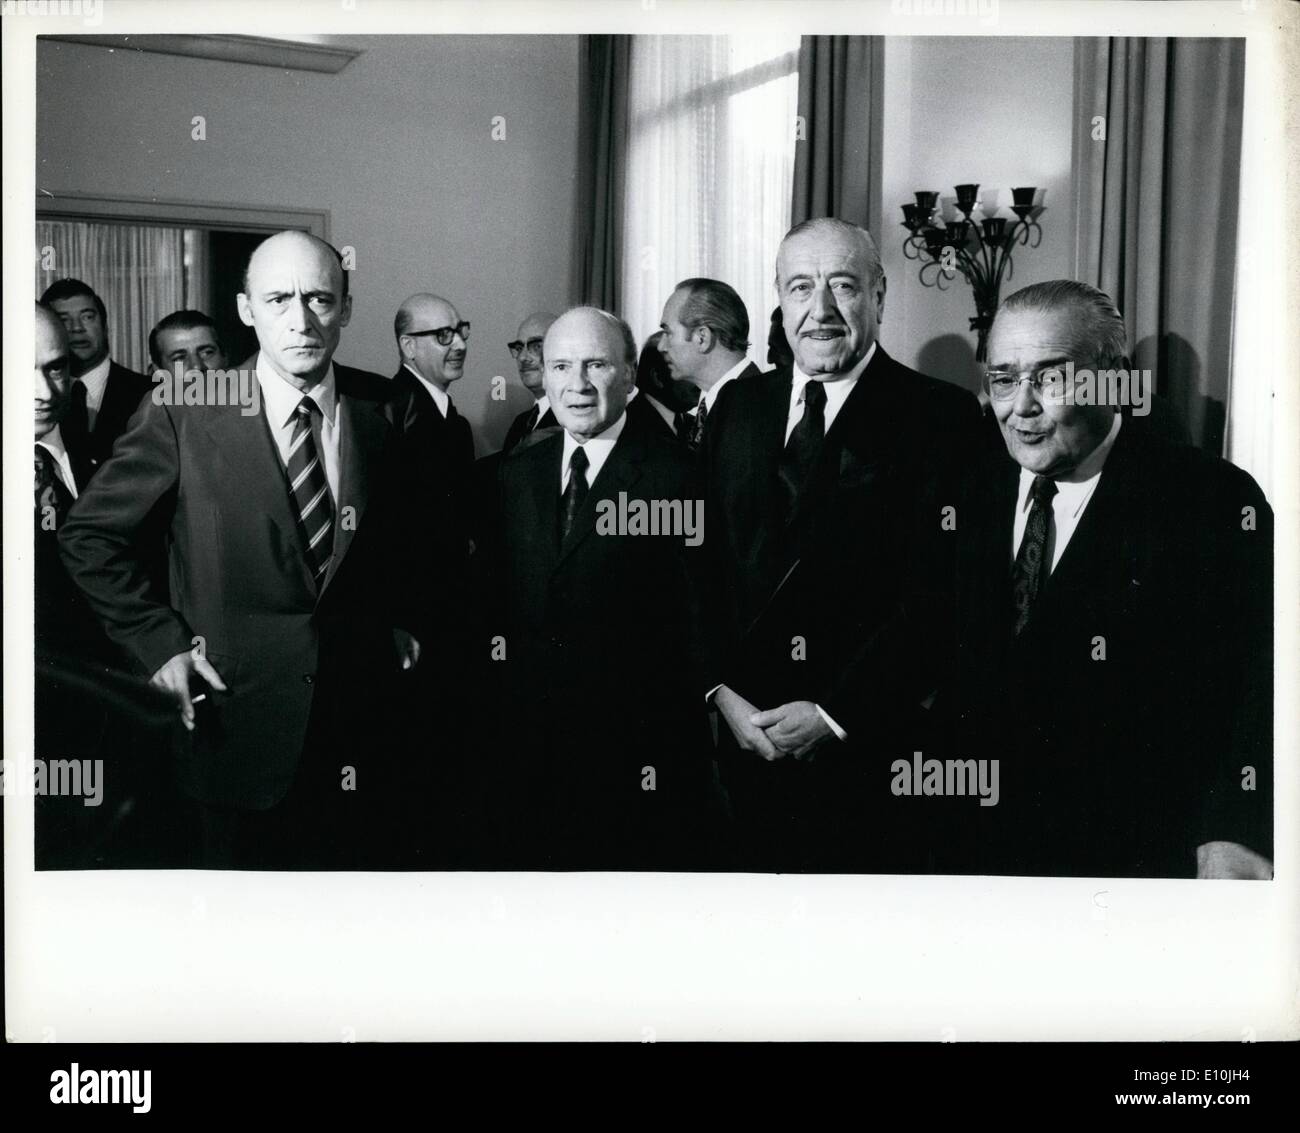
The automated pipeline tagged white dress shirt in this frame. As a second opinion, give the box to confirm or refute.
[560,410,627,492]
[403,362,452,419]
[785,341,876,443]
[256,355,341,504]
[36,425,78,499]
[530,392,552,426]
[76,355,112,431]
[1012,412,1123,572]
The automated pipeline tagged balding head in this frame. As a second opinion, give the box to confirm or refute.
[35,303,73,441]
[236,230,352,389]
[511,310,559,392]
[543,306,637,440]
[775,217,886,376]
[395,293,468,390]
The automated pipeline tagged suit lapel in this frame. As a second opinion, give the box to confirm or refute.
[321,377,387,595]
[195,390,316,594]
[554,418,646,571]
[520,432,563,578]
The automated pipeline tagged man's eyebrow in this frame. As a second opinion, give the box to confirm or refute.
[987,353,1073,370]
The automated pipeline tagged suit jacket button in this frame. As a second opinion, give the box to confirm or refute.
[303,674,315,685]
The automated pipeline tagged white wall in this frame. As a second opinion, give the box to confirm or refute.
[880,36,1075,395]
[36,36,581,453]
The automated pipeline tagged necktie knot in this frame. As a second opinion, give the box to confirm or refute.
[295,395,320,421]
[569,445,589,478]
[802,379,827,412]
[1029,474,1058,506]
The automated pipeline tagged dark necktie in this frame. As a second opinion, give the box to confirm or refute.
[687,400,708,450]
[287,395,334,589]
[559,445,589,545]
[35,445,73,522]
[64,380,89,447]
[1011,474,1058,635]
[777,379,827,517]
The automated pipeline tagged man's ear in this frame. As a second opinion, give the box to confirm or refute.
[236,293,254,328]
[875,275,887,323]
[339,294,353,328]
[399,335,414,362]
[695,325,715,354]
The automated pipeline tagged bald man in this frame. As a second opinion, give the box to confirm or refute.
[483,306,719,869]
[60,231,422,869]
[501,311,559,453]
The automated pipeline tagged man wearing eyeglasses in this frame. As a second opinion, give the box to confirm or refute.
[940,279,1273,879]
[391,293,476,540]
[501,311,558,453]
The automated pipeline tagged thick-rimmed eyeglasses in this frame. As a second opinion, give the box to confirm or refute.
[984,364,1078,404]
[507,336,545,359]
[404,321,471,347]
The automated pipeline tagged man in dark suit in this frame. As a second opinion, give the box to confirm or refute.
[700,217,984,872]
[657,277,762,448]
[628,332,696,444]
[501,311,558,453]
[60,231,421,869]
[39,278,151,488]
[937,279,1272,879]
[487,306,718,870]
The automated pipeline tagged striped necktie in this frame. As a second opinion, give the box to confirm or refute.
[287,395,334,588]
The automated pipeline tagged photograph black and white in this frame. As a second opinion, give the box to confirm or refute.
[4,0,1296,1056]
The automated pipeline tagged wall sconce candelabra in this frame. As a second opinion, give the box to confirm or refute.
[900,184,1044,362]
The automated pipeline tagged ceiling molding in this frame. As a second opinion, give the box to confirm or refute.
[45,34,363,74]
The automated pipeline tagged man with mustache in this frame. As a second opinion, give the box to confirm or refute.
[39,278,150,488]
[940,279,1272,878]
[501,311,558,453]
[699,217,983,872]
[60,231,421,868]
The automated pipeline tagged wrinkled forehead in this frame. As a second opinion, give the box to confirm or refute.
[158,325,220,352]
[247,244,344,296]
[987,307,1090,367]
[776,232,870,283]
[49,295,99,317]
[411,299,458,329]
[545,316,622,362]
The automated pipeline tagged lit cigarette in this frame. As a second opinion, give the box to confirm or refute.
[192,694,207,704]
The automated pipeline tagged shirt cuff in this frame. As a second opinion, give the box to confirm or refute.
[816,705,848,741]
[704,684,723,704]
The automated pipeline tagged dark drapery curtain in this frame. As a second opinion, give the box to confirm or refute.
[790,36,885,246]
[572,35,632,311]
[1072,37,1245,455]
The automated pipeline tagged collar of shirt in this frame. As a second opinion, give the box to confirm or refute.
[561,410,628,492]
[404,363,451,419]
[36,425,78,498]
[531,392,551,423]
[77,354,113,417]
[1014,412,1123,570]
[258,354,337,429]
[699,356,751,415]
[785,340,876,442]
